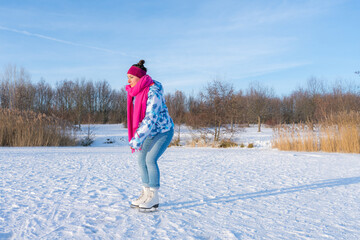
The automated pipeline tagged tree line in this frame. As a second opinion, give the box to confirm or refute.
[166,77,360,134]
[0,65,127,127]
[1,65,360,131]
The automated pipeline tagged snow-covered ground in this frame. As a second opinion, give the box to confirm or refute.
[1,125,360,239]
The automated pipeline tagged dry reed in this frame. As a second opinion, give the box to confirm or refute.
[272,111,360,153]
[0,109,77,147]
[187,137,212,147]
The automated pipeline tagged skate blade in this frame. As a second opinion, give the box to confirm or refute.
[138,205,159,213]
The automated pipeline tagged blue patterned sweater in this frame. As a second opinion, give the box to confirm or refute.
[129,80,174,150]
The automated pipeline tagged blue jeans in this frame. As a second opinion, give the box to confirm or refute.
[137,128,174,188]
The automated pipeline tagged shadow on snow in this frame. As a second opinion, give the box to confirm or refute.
[162,176,360,211]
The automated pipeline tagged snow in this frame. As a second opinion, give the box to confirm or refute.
[1,124,360,239]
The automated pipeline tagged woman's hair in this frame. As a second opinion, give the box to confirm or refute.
[132,60,147,73]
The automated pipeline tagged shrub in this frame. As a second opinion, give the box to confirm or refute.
[219,139,238,148]
[187,137,211,147]
[80,125,95,146]
[247,143,254,148]
[80,136,94,146]
[0,109,77,146]
[169,138,181,147]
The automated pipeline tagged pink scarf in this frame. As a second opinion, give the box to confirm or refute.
[126,75,154,149]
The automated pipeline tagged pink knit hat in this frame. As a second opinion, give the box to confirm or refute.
[127,66,146,78]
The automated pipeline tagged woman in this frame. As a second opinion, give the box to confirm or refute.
[126,60,174,211]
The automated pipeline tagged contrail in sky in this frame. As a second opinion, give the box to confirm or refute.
[0,25,129,56]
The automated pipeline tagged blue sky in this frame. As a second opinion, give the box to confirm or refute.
[0,0,359,96]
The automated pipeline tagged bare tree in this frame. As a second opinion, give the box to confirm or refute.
[231,90,246,128]
[110,88,127,124]
[35,78,53,114]
[54,80,76,121]
[200,80,235,142]
[280,96,294,124]
[185,93,204,129]
[73,79,86,128]
[95,80,112,123]
[0,79,10,108]
[166,90,186,143]
[83,80,96,122]
[246,82,274,132]
[1,64,33,110]
[267,96,282,125]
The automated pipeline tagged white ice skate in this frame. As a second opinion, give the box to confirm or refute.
[139,188,159,212]
[130,186,149,208]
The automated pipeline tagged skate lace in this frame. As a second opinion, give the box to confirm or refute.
[144,190,154,203]
[136,190,145,201]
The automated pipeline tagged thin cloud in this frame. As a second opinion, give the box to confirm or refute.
[0,25,130,56]
[236,62,312,79]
